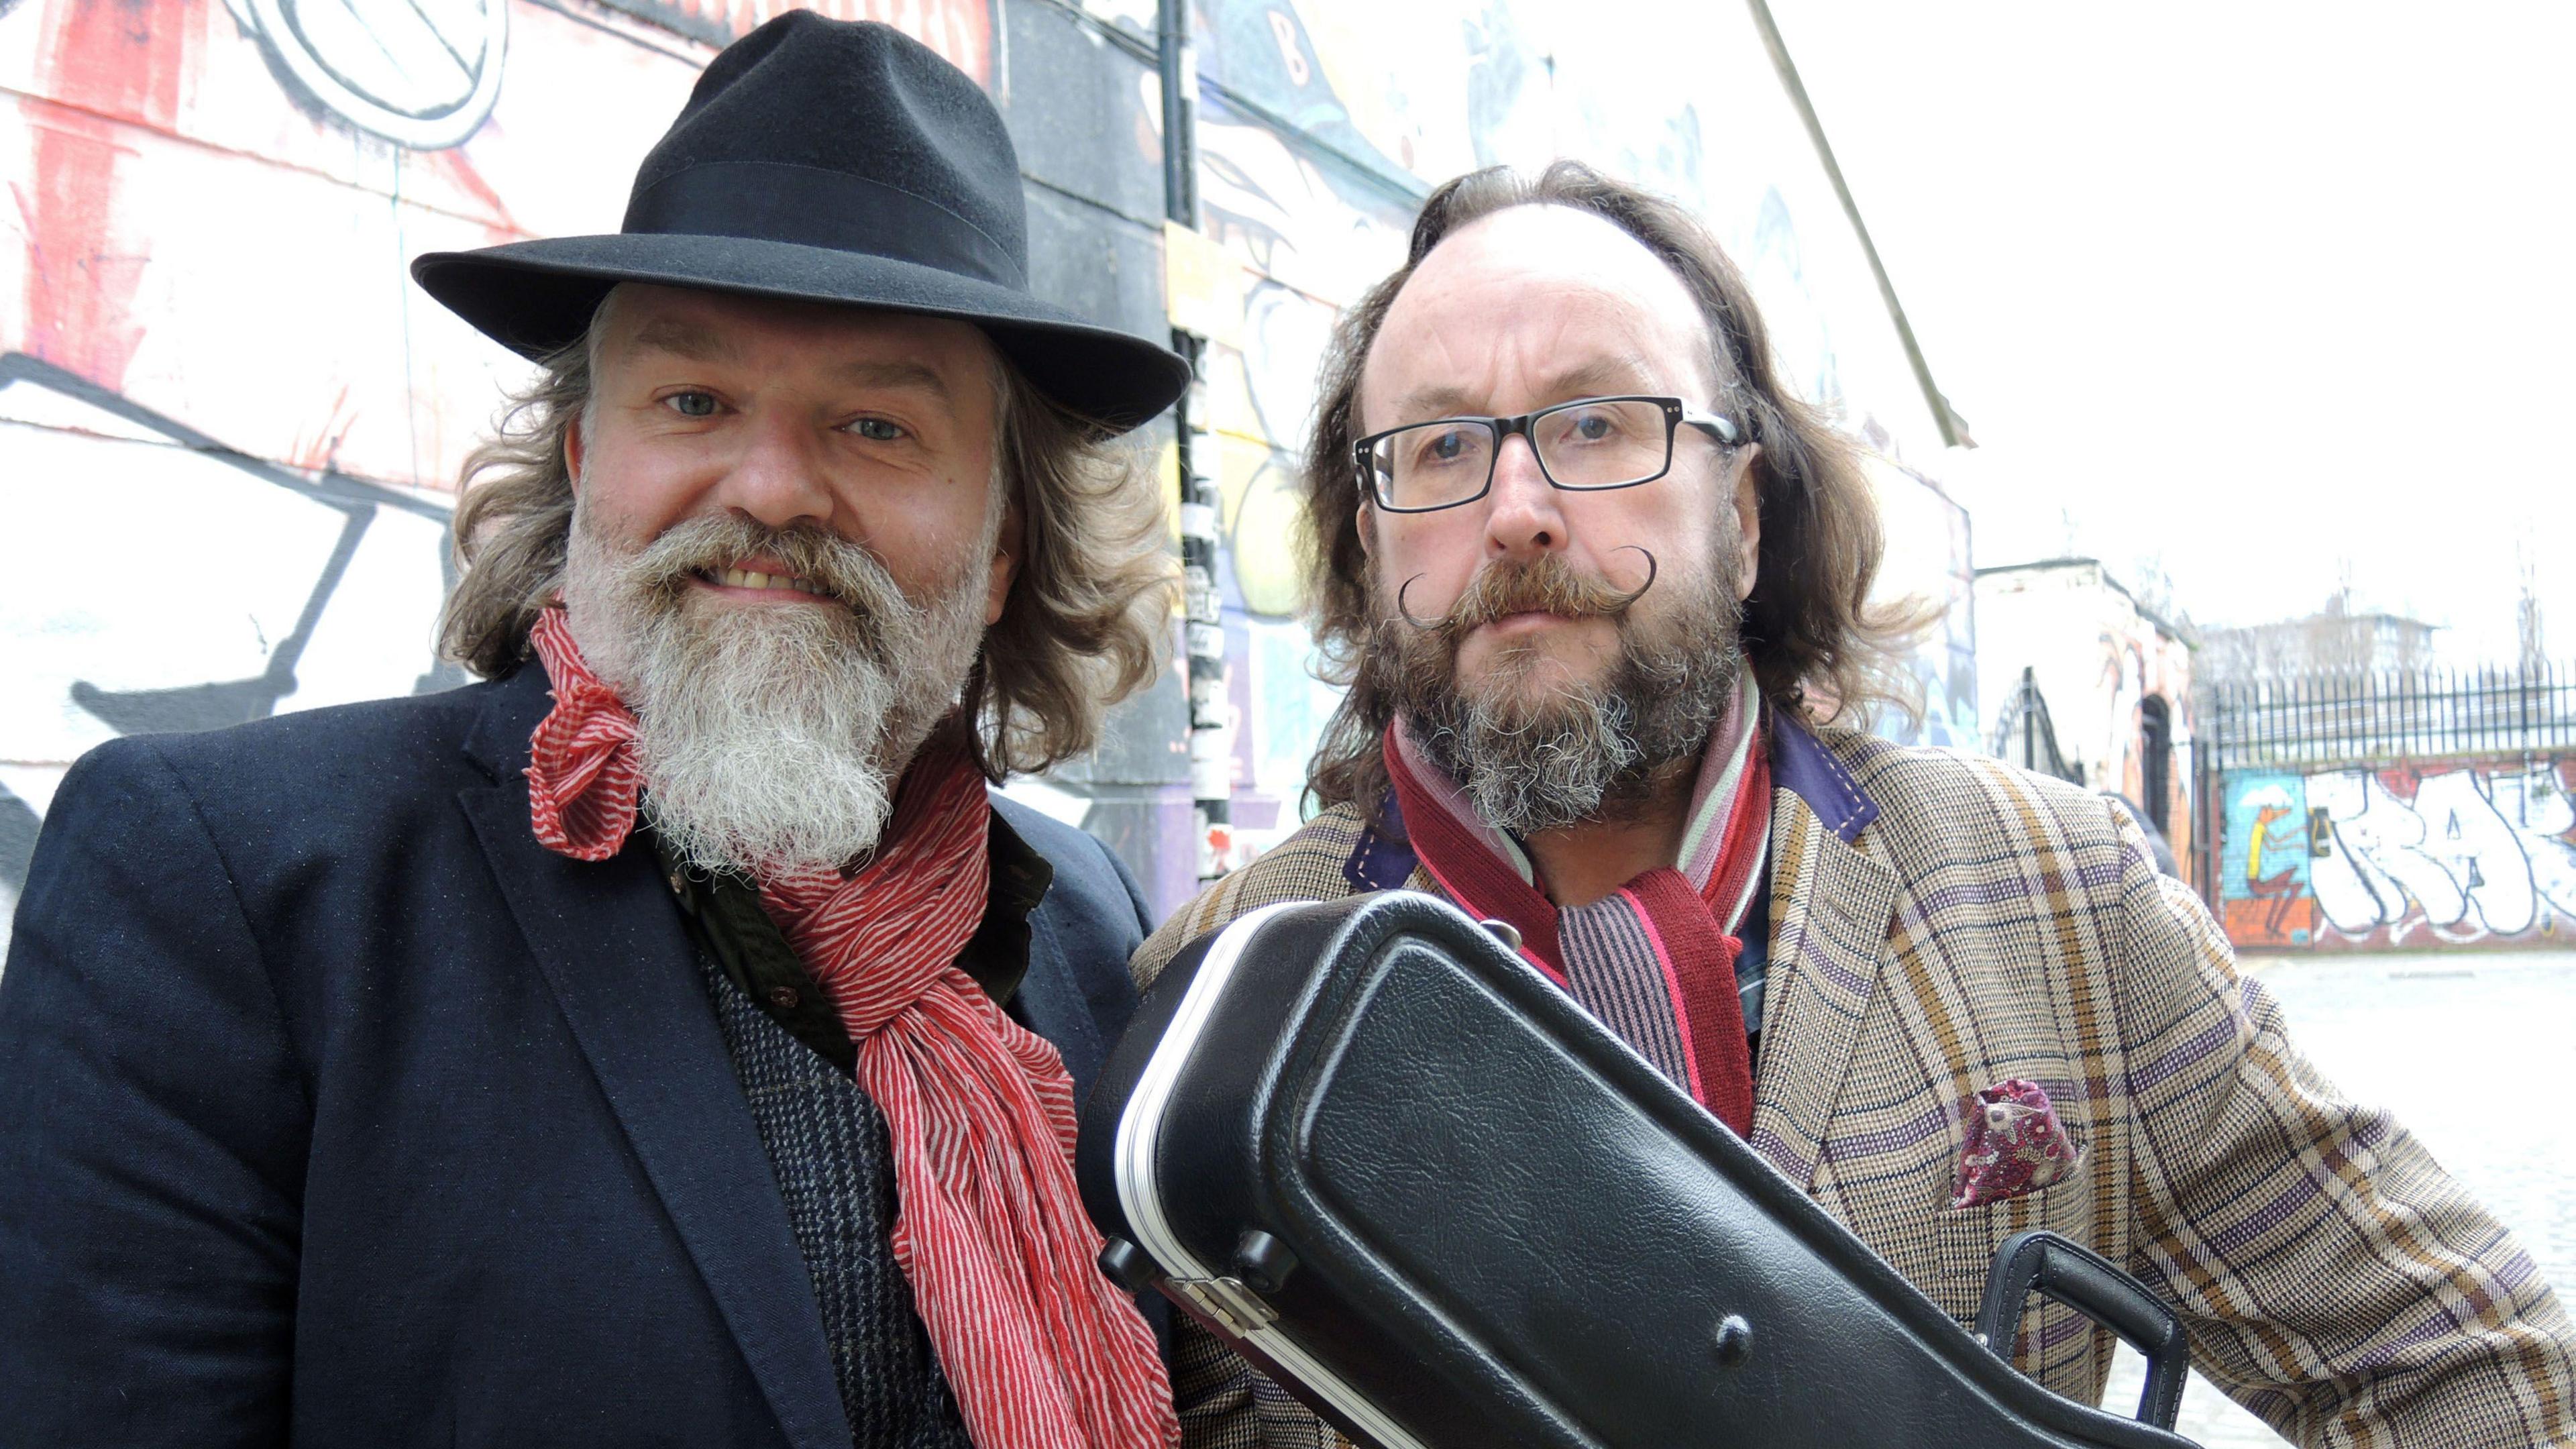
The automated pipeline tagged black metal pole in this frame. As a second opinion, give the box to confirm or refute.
[2021,667,2036,771]
[1160,0,1230,879]
[1157,0,1198,229]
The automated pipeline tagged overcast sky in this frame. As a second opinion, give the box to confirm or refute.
[1768,2,2575,660]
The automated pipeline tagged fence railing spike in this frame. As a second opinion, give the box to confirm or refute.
[2202,659,2574,771]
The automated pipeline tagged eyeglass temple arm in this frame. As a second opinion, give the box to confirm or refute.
[1682,406,1740,445]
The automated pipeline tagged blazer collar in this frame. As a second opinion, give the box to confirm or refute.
[455,670,849,1449]
[989,796,1140,1110]
[459,661,553,786]
[1747,720,1898,1193]
[1768,711,1880,845]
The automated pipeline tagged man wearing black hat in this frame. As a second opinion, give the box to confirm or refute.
[0,17,1193,1449]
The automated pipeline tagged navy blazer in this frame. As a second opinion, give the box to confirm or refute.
[0,667,1157,1448]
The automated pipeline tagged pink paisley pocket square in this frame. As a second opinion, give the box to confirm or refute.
[1950,1078,2082,1209]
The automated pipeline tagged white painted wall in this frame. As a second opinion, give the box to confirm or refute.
[1974,560,2196,866]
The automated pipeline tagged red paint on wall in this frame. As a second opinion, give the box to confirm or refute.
[41,0,199,130]
[18,0,207,389]
[429,149,521,238]
[19,103,152,389]
[2223,896,2316,950]
[288,380,360,473]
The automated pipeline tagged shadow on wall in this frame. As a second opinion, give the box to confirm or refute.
[0,354,462,928]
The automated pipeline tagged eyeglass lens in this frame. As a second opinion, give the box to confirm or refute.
[1369,398,1671,510]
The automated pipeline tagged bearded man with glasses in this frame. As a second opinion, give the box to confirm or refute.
[1135,162,2574,1448]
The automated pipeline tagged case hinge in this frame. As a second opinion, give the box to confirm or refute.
[1171,1275,1279,1334]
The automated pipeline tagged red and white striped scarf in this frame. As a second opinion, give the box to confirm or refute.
[525,608,1178,1449]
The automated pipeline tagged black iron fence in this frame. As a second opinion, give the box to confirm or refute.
[2197,661,2576,773]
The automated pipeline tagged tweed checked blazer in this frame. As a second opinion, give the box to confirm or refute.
[1134,722,2576,1449]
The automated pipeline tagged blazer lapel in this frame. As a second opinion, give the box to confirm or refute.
[1012,902,1114,1104]
[1747,782,1899,1194]
[455,674,848,1449]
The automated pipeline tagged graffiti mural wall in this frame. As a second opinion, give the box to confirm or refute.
[2218,758,2576,950]
[0,0,706,943]
[0,0,1218,946]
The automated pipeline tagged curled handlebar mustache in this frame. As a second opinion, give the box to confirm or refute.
[1394,545,1660,631]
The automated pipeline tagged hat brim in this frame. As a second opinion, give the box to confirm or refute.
[411,233,1190,433]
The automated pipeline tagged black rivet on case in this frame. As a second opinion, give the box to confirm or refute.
[1097,1238,1159,1292]
[1479,918,1523,951]
[1713,1314,1754,1366]
[1232,1229,1299,1295]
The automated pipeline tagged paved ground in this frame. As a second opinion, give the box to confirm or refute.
[2096,948,2576,1446]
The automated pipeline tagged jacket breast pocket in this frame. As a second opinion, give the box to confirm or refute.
[1931,1178,2080,1325]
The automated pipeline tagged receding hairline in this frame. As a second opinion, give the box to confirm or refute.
[1354,201,1727,434]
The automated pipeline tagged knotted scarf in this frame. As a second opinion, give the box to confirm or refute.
[525,608,1179,1449]
[1383,679,1771,1134]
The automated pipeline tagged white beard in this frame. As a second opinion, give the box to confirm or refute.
[559,506,997,876]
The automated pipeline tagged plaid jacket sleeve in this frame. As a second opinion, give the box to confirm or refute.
[2104,802,2576,1444]
[1132,806,1381,991]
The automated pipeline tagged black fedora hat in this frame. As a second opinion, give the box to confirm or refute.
[412,13,1188,432]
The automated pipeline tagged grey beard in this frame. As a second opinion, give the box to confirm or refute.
[561,507,995,875]
[1392,546,1746,837]
[1411,630,1736,834]
[1418,684,1645,835]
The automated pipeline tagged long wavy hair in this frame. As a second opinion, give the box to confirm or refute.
[1303,160,1927,817]
[438,311,1175,780]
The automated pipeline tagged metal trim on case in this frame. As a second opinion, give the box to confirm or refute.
[1111,904,1434,1449]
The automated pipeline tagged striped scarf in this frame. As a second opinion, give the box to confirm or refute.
[524,608,1178,1449]
[1385,676,1770,1133]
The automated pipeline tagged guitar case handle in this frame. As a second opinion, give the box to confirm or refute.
[1977,1230,2191,1432]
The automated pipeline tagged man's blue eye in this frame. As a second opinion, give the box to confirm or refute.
[851,417,905,441]
[667,392,718,418]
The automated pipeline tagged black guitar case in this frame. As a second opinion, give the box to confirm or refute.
[1077,890,2197,1449]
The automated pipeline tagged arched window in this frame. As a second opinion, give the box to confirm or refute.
[2139,695,2173,833]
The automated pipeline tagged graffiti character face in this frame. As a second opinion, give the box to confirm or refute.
[1354,205,1758,709]
[567,284,1017,633]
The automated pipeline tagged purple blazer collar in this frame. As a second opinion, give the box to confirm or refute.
[1767,712,1880,845]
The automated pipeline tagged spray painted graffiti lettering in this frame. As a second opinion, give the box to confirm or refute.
[2219,759,2576,949]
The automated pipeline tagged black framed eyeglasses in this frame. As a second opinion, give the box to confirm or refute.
[1352,394,1741,514]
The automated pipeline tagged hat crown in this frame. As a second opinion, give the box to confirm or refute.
[408,11,1189,429]
[623,14,1027,275]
